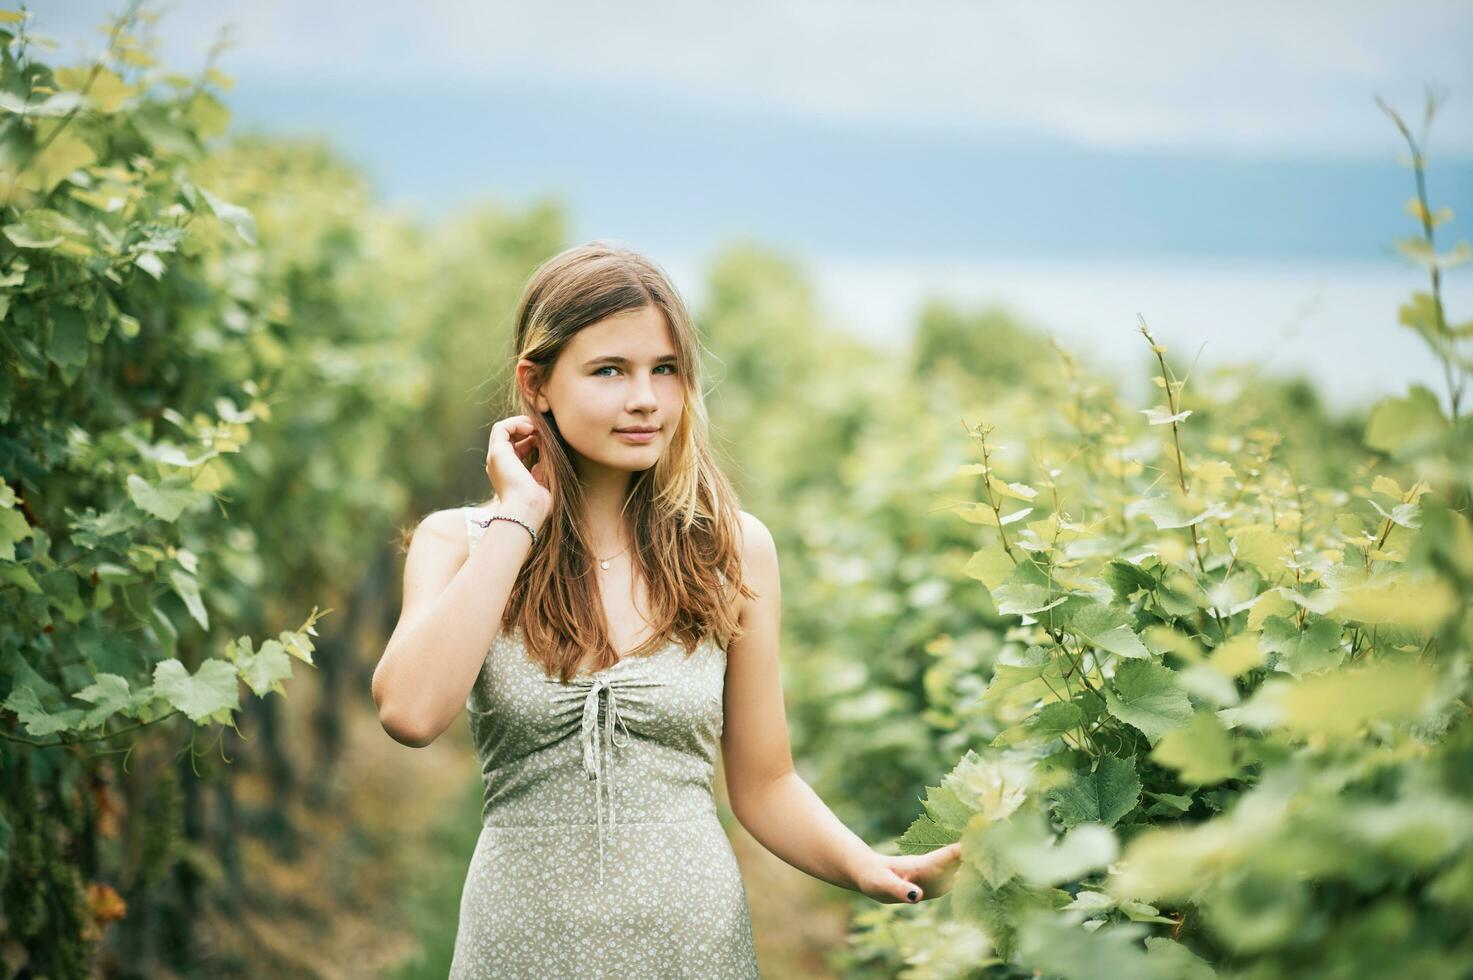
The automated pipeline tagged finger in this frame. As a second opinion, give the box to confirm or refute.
[492,416,534,442]
[914,843,958,866]
[883,868,923,904]
[492,419,536,452]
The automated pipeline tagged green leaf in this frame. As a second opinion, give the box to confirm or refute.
[950,872,1048,962]
[962,542,1014,592]
[1,685,85,737]
[1103,660,1193,744]
[1048,755,1141,828]
[1129,494,1225,530]
[1061,889,1118,914]
[279,625,318,666]
[900,748,1036,851]
[941,749,1035,823]
[47,306,89,386]
[1029,699,1087,738]
[1390,290,1437,343]
[126,473,201,522]
[2,221,62,249]
[977,806,1118,888]
[1242,656,1443,738]
[150,604,178,661]
[1102,559,1156,601]
[1151,710,1238,784]
[30,132,98,195]
[198,185,258,244]
[0,90,85,116]
[1140,406,1192,425]
[1121,900,1176,924]
[72,673,135,728]
[153,658,239,725]
[0,562,41,593]
[1366,496,1422,529]
[231,637,293,698]
[915,782,976,838]
[988,559,1068,618]
[1230,526,1293,576]
[0,503,33,562]
[132,105,199,158]
[1174,662,1241,707]
[1259,614,1344,676]
[1065,601,1151,659]
[993,582,1068,616]
[1016,909,1199,980]
[1142,937,1216,979]
[1142,789,1194,817]
[1364,384,1449,459]
[897,812,955,854]
[166,567,209,631]
[1152,581,1199,618]
[981,645,1062,712]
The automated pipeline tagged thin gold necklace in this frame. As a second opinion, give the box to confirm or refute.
[596,545,628,570]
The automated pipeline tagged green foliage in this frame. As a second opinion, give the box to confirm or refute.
[0,2,573,970]
[843,92,1473,979]
[0,4,329,753]
[1047,755,1140,829]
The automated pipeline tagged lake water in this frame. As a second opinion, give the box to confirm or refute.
[663,252,1472,419]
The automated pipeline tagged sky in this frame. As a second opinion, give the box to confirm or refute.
[40,0,1473,158]
[32,0,1473,412]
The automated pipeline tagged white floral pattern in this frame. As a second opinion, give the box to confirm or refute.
[448,506,760,979]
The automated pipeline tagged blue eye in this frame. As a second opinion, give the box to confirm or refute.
[594,364,678,376]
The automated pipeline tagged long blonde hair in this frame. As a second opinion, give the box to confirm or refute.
[480,241,752,683]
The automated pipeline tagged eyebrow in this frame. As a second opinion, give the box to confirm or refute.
[583,354,679,367]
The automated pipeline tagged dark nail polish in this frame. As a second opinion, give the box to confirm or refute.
[907,889,918,902]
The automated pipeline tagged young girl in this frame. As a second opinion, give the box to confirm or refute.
[372,242,961,978]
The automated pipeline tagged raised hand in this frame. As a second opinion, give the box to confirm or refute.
[485,415,552,521]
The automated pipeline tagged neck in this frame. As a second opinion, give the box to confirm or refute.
[575,463,636,558]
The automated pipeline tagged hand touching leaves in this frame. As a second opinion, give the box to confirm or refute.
[855,842,963,904]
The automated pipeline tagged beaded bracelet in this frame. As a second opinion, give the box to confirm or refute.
[474,512,538,544]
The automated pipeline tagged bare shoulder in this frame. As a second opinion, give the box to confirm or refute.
[737,510,779,580]
[412,506,473,555]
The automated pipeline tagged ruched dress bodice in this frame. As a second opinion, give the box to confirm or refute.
[466,622,729,880]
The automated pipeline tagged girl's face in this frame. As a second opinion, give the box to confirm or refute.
[527,304,685,479]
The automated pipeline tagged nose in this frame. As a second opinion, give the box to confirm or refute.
[627,370,659,413]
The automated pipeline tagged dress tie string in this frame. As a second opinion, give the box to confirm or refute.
[579,676,631,883]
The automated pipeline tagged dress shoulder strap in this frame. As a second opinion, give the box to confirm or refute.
[463,505,487,553]
[462,496,503,553]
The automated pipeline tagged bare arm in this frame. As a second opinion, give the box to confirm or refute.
[371,496,543,748]
[721,511,962,904]
[721,512,874,890]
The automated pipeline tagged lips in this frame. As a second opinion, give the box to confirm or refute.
[615,427,659,433]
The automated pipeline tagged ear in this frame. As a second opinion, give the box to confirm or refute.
[516,359,551,415]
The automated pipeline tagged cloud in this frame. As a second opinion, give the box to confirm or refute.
[39,0,1473,156]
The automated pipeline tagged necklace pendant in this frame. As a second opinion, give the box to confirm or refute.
[600,560,610,570]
